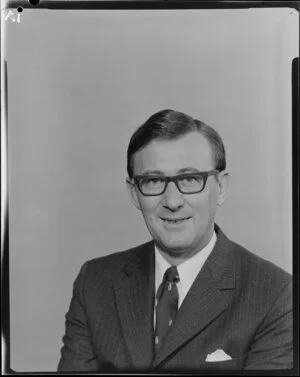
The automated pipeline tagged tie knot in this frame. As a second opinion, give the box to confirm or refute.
[164,266,180,283]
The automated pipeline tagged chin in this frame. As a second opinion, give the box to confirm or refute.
[159,239,192,254]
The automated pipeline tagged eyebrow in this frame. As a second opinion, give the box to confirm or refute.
[139,167,202,176]
[139,170,165,176]
[177,167,202,174]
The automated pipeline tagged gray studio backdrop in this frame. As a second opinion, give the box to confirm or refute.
[4,7,298,372]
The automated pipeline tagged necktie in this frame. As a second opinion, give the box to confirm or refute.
[155,266,180,352]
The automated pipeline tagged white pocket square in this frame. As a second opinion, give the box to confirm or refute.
[205,349,232,362]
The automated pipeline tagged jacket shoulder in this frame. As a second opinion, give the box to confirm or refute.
[88,240,153,264]
[77,240,153,283]
[230,240,292,292]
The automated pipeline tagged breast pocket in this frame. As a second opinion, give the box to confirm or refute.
[203,357,244,370]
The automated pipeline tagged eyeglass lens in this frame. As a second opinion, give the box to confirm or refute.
[138,175,205,195]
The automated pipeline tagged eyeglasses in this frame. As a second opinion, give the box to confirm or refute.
[133,169,220,196]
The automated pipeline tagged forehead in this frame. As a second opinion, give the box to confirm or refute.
[133,131,214,175]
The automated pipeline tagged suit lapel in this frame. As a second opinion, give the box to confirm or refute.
[153,227,236,369]
[114,241,155,369]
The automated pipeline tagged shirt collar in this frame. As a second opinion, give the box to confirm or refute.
[155,231,217,296]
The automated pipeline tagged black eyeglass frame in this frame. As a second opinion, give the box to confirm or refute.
[132,169,220,196]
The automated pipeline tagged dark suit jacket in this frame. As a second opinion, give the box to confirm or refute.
[57,225,293,372]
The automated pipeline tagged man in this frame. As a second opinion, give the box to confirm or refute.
[58,109,293,372]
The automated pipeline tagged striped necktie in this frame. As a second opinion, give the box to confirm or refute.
[154,266,180,352]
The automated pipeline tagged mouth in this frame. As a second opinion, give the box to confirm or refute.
[161,217,191,225]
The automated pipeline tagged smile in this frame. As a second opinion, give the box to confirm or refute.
[161,217,191,224]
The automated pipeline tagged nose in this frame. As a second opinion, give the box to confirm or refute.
[161,181,184,210]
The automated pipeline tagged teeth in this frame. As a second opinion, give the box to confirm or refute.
[164,218,188,223]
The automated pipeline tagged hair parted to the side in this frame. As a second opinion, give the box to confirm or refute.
[127,109,226,178]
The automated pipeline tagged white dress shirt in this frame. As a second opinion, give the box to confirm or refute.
[154,231,217,327]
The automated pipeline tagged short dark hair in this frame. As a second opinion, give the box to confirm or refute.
[127,109,226,178]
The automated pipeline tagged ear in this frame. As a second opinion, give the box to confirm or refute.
[216,171,229,206]
[126,178,141,210]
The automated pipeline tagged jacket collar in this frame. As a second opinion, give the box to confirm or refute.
[113,241,156,369]
[152,224,236,368]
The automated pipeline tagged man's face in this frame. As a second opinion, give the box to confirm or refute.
[127,131,228,260]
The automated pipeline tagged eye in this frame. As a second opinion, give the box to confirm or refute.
[179,175,203,186]
[140,177,164,187]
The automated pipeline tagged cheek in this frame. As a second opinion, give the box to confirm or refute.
[189,189,218,220]
[139,200,163,235]
[138,197,161,219]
